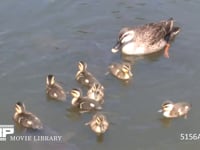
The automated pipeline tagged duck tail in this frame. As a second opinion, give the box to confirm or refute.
[166,17,174,33]
[166,26,181,42]
[164,18,181,42]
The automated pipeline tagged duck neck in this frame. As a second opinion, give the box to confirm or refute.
[13,112,20,120]
[71,97,78,106]
[163,111,173,118]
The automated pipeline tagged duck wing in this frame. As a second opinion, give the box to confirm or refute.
[46,85,66,101]
[173,103,191,116]
[18,113,43,129]
[134,18,174,45]
[79,99,102,113]
[76,71,100,88]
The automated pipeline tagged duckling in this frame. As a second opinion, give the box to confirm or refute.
[108,62,133,81]
[75,61,104,89]
[85,113,109,135]
[13,102,43,129]
[111,18,180,58]
[46,74,67,101]
[70,88,102,113]
[87,83,105,104]
[158,100,191,119]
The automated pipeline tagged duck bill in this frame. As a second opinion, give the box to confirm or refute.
[111,41,121,53]
[158,109,163,113]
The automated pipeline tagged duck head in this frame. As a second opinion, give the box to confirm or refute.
[158,101,174,113]
[78,61,87,72]
[70,88,82,105]
[15,102,26,114]
[46,74,55,86]
[111,28,135,53]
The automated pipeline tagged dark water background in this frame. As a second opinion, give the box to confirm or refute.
[0,0,200,149]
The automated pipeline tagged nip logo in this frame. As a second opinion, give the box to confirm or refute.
[0,125,14,141]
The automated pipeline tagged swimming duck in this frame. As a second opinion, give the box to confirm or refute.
[46,74,67,101]
[158,100,191,118]
[87,83,105,104]
[75,61,104,89]
[85,113,109,135]
[108,62,133,81]
[70,88,102,113]
[13,102,43,129]
[111,18,180,58]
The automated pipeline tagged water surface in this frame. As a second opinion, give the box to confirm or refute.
[0,0,200,149]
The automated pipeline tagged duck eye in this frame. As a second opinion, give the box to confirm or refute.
[121,31,134,43]
[163,106,167,109]
[16,102,22,106]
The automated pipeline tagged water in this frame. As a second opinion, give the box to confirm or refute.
[0,0,200,149]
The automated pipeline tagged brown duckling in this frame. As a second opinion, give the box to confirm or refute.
[85,113,109,135]
[158,100,191,119]
[75,61,104,89]
[70,88,102,113]
[108,62,133,81]
[87,83,104,104]
[13,102,43,129]
[46,74,67,101]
